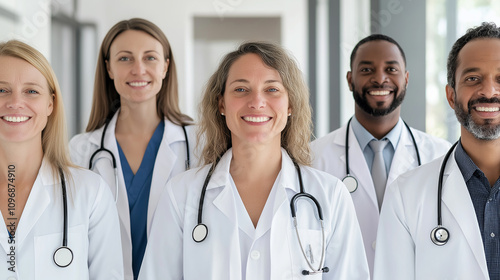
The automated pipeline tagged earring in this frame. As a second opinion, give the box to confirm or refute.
[221,112,225,116]
[288,113,292,116]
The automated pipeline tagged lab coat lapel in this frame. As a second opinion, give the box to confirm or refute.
[341,125,379,209]
[442,154,489,279]
[91,111,131,243]
[147,120,182,233]
[210,151,239,234]
[269,151,296,278]
[15,160,51,247]
[387,126,417,186]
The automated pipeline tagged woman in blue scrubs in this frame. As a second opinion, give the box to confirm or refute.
[69,18,199,280]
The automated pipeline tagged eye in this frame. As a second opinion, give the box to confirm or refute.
[267,87,279,92]
[234,88,246,92]
[465,76,479,82]
[118,57,130,61]
[360,68,372,73]
[387,67,398,72]
[0,89,7,93]
[27,89,39,94]
[146,56,157,61]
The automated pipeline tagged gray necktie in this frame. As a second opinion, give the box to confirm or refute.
[369,139,388,210]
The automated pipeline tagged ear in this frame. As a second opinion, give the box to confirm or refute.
[106,60,114,80]
[47,93,54,116]
[218,95,225,115]
[163,58,169,79]
[404,71,410,89]
[445,84,456,109]
[346,71,353,91]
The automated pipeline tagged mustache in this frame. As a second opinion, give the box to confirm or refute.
[468,97,500,106]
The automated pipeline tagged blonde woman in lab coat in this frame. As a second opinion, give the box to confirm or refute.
[69,18,199,280]
[0,40,122,279]
[139,42,369,280]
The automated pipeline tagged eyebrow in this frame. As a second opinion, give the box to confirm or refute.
[0,81,43,87]
[358,60,401,66]
[228,79,282,85]
[113,50,161,56]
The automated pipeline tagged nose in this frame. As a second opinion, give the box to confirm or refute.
[479,77,500,98]
[370,70,388,86]
[6,91,24,109]
[131,60,146,75]
[248,90,266,109]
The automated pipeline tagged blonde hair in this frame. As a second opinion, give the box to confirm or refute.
[0,40,72,176]
[86,18,192,131]
[198,41,313,166]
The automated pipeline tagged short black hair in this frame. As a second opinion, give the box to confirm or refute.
[447,22,500,89]
[349,34,406,69]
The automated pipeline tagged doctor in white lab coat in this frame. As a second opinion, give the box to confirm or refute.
[0,40,122,279]
[374,23,500,280]
[139,42,369,280]
[69,18,199,280]
[311,34,450,275]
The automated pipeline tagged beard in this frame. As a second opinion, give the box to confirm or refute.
[454,96,500,141]
[352,83,406,117]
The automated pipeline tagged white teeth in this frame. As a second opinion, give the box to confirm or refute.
[3,116,29,123]
[243,116,270,123]
[476,107,500,112]
[369,90,390,96]
[129,82,148,87]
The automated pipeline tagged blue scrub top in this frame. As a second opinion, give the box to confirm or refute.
[117,121,164,280]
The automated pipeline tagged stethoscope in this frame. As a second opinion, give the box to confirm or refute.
[191,158,329,276]
[342,117,422,193]
[88,117,191,202]
[53,168,73,267]
[430,141,458,246]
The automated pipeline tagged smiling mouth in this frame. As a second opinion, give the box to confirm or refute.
[369,90,391,96]
[475,107,500,112]
[243,116,271,123]
[2,116,30,123]
[128,81,149,87]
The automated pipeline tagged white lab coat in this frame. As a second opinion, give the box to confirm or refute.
[0,159,123,280]
[139,148,369,280]
[373,149,489,280]
[69,110,199,280]
[310,118,451,275]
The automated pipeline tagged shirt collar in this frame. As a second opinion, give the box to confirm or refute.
[351,116,403,150]
[455,140,481,182]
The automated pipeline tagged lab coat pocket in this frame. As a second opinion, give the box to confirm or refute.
[289,228,325,279]
[34,224,87,280]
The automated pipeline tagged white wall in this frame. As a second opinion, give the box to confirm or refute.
[76,0,308,120]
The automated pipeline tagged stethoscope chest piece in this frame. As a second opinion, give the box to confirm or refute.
[53,246,73,267]
[430,226,449,246]
[192,224,208,243]
[342,175,358,193]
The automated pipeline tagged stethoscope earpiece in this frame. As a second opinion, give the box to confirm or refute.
[430,226,449,246]
[53,246,74,267]
[192,224,208,243]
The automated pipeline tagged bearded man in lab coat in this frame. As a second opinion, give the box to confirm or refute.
[374,22,500,280]
[311,34,451,275]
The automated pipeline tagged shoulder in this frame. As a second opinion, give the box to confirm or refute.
[311,126,345,147]
[297,165,347,197]
[391,155,444,198]
[408,128,451,148]
[69,131,100,165]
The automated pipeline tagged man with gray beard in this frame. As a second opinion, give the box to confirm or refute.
[374,22,500,280]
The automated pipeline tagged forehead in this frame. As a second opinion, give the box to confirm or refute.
[456,38,500,74]
[353,40,405,67]
[110,30,163,53]
[227,53,282,81]
[0,55,47,85]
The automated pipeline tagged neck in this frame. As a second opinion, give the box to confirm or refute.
[460,129,500,186]
[230,142,282,182]
[354,106,400,139]
[116,99,161,135]
[0,141,43,188]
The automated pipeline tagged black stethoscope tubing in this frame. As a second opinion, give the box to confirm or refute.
[88,118,191,202]
[53,168,73,267]
[430,141,458,246]
[192,157,329,275]
[343,117,421,192]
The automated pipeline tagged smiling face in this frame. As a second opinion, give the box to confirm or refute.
[347,40,409,117]
[0,56,53,144]
[219,53,291,148]
[106,30,168,106]
[446,38,500,141]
